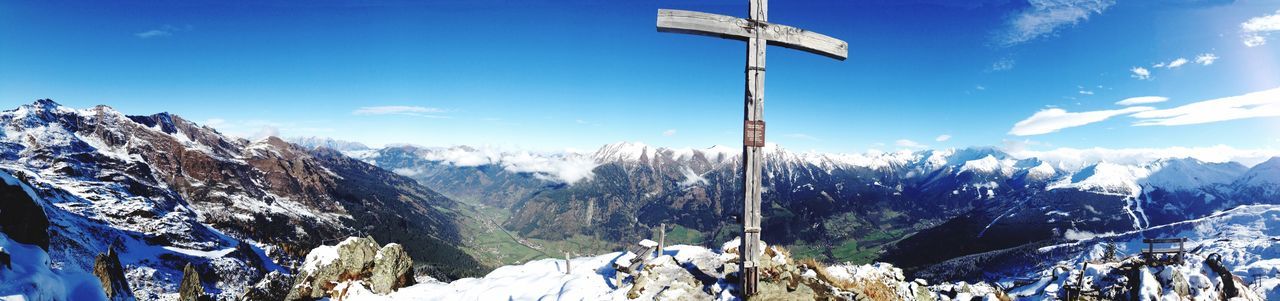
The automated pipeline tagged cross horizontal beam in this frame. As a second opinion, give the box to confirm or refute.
[656,9,848,61]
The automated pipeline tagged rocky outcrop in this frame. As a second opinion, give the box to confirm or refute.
[370,243,416,294]
[0,247,9,270]
[178,263,210,301]
[617,239,1008,301]
[93,246,135,301]
[286,237,416,300]
[238,271,293,301]
[0,178,49,250]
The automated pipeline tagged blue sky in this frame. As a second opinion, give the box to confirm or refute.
[2,0,1279,153]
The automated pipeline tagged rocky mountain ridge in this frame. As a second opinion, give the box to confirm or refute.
[0,100,484,300]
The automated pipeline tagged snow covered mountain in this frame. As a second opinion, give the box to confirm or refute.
[350,140,1280,278]
[0,100,484,300]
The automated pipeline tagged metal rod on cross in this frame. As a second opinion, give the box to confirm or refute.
[656,0,847,297]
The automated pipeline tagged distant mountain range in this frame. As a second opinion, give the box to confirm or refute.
[331,140,1280,279]
[0,100,487,300]
[3,99,1277,300]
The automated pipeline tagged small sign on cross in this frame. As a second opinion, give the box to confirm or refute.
[743,120,766,147]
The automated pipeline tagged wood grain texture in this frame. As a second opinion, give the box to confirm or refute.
[656,9,848,60]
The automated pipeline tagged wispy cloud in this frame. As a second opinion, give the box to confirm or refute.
[1130,86,1280,126]
[1130,67,1151,80]
[935,134,952,142]
[1115,96,1168,106]
[1007,145,1280,169]
[202,118,333,139]
[135,24,191,39]
[663,129,677,136]
[989,58,1016,71]
[1194,53,1218,66]
[1241,10,1280,47]
[785,133,819,141]
[1078,85,1094,95]
[1165,58,1188,69]
[995,0,1115,46]
[352,105,449,118]
[895,139,926,149]
[1009,106,1153,136]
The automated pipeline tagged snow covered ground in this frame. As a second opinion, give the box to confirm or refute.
[1003,204,1280,300]
[0,233,107,301]
[322,245,733,301]
[312,206,1280,301]
[318,240,1005,301]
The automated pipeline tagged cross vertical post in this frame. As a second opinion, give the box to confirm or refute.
[741,0,767,296]
[656,0,847,296]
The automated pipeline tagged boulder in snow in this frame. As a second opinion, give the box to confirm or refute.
[369,243,415,294]
[93,246,135,301]
[286,236,418,300]
[178,262,211,301]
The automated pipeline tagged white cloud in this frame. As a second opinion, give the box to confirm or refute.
[352,106,448,118]
[1130,86,1280,126]
[989,59,1016,71]
[1130,67,1151,80]
[576,119,588,124]
[935,134,952,142]
[204,118,227,127]
[975,85,987,91]
[663,129,677,136]
[1166,58,1188,68]
[996,0,1116,46]
[201,119,333,139]
[135,24,190,39]
[1006,145,1280,170]
[1115,96,1168,106]
[392,168,423,177]
[1194,53,1218,66]
[1009,106,1153,136]
[1241,10,1280,47]
[1152,62,1166,68]
[1079,90,1094,95]
[498,152,598,184]
[416,146,599,184]
[895,139,926,149]
[252,125,280,140]
[1244,35,1267,47]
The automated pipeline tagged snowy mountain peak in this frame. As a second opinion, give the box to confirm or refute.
[1241,156,1280,186]
[288,136,371,152]
[592,141,653,162]
[958,154,1010,175]
[1141,157,1247,190]
[1052,162,1148,197]
[1024,161,1057,179]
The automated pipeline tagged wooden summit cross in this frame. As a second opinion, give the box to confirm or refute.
[656,0,847,296]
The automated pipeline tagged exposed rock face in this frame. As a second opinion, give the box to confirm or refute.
[178,263,209,301]
[0,247,10,270]
[0,179,49,250]
[238,271,293,301]
[286,237,416,300]
[93,247,135,301]
[370,243,416,294]
[336,236,380,278]
[0,99,484,292]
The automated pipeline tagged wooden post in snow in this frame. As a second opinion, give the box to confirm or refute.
[656,0,847,296]
[657,223,666,257]
[565,252,571,275]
